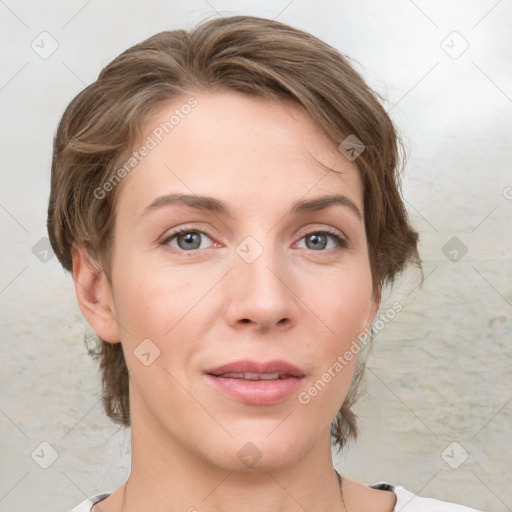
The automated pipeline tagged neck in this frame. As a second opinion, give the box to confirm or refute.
[121,414,346,512]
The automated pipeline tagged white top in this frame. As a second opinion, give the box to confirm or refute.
[70,483,483,511]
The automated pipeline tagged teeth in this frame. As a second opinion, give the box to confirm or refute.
[248,372,280,380]
[217,372,282,380]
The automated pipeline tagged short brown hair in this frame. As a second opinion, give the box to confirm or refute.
[47,15,420,449]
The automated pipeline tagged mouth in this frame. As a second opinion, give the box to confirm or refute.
[211,372,296,380]
[204,360,305,405]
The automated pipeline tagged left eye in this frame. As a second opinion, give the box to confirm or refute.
[296,231,345,251]
[165,230,213,251]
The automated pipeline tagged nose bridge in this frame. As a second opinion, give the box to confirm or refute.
[236,233,287,297]
[226,233,296,327]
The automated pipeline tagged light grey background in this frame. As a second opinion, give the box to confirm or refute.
[1,1,511,511]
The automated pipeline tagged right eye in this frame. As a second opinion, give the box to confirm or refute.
[161,228,215,253]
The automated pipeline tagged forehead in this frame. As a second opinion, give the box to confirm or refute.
[116,91,363,219]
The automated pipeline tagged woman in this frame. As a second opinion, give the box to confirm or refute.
[47,15,481,512]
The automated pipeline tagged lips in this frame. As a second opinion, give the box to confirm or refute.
[204,360,305,405]
[215,372,284,380]
[205,360,305,379]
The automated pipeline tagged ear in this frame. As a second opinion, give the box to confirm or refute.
[369,293,380,323]
[71,244,121,343]
[366,291,381,331]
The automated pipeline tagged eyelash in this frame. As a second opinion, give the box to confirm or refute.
[160,226,348,255]
[297,227,348,251]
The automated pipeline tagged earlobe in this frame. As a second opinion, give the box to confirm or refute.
[71,244,121,343]
[366,293,381,331]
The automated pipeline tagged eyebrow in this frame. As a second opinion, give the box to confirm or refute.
[142,193,363,221]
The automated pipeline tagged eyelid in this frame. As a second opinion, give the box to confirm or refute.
[299,225,347,240]
[296,225,349,249]
[159,225,218,250]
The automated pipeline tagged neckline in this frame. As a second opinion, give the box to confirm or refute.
[87,483,399,512]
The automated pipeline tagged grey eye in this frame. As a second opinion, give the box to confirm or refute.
[168,231,213,251]
[305,233,328,250]
[296,232,342,251]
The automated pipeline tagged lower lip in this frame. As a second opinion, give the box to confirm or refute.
[204,374,303,405]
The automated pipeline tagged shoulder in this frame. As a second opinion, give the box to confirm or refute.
[370,483,483,512]
[69,493,110,512]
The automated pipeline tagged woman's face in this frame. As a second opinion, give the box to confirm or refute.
[107,91,378,471]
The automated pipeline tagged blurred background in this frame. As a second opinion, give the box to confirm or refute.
[0,1,511,511]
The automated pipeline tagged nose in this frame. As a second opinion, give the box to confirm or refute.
[223,238,299,332]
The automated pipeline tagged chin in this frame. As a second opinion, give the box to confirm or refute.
[201,429,313,474]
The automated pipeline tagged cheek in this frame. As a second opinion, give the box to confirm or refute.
[111,258,225,365]
[113,256,194,321]
[296,263,373,405]
[302,264,373,337]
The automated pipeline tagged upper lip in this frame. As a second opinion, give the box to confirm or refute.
[205,360,305,378]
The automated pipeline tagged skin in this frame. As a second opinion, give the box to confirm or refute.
[73,91,396,512]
